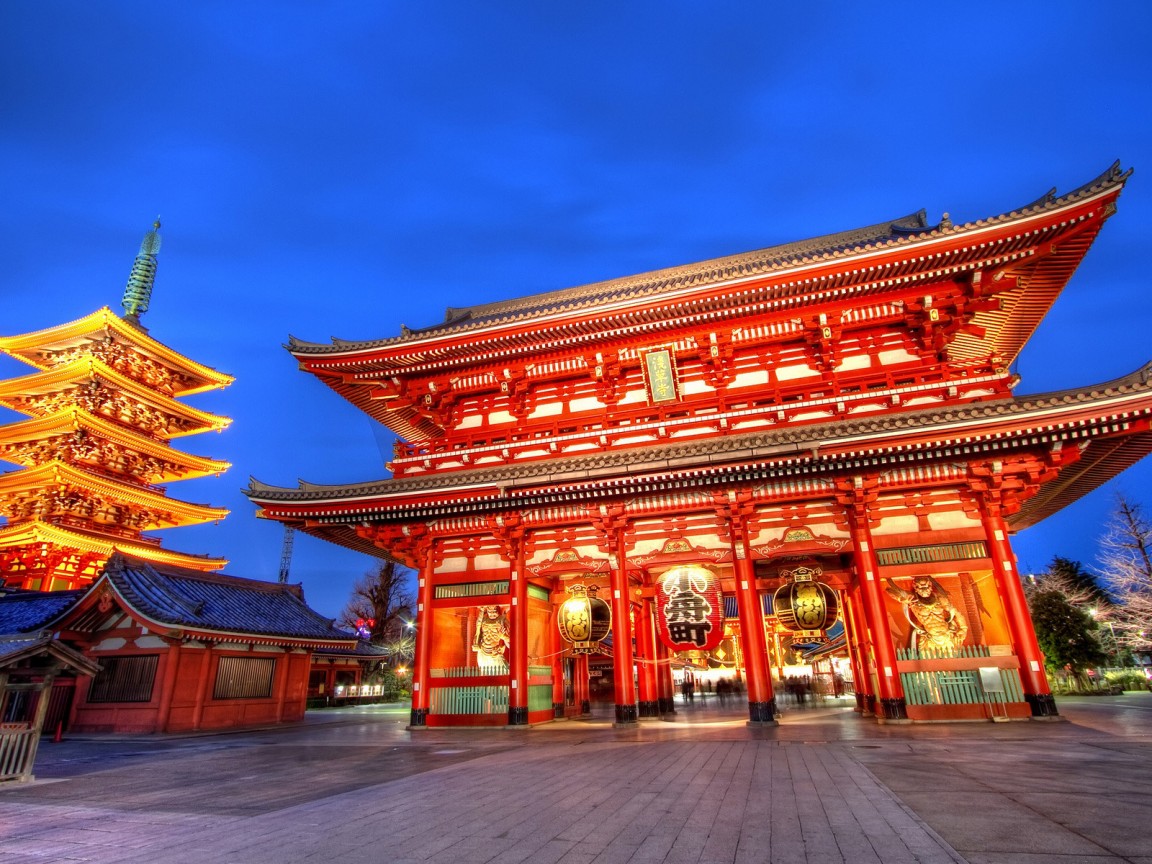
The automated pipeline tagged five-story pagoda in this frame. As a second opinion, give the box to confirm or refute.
[0,222,233,590]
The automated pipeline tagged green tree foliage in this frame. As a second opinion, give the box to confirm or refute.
[1045,556,1111,607]
[1027,589,1107,681]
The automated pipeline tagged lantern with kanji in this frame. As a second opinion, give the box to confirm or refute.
[655,564,724,652]
[772,565,839,643]
[556,583,612,653]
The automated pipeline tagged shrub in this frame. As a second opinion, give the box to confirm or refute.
[1104,670,1150,691]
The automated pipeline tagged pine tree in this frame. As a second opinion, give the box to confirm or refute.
[1027,589,1106,684]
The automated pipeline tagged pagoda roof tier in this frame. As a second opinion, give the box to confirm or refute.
[0,307,233,397]
[0,460,229,527]
[55,552,355,649]
[247,362,1152,547]
[0,520,227,571]
[286,164,1129,439]
[0,408,231,481]
[0,356,232,437]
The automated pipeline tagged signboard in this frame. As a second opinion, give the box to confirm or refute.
[656,564,724,652]
[979,667,1005,693]
[641,347,680,404]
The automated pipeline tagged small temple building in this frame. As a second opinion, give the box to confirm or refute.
[0,552,368,738]
[246,163,1152,727]
[0,224,383,748]
[0,221,233,590]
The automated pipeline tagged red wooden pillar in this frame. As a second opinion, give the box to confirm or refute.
[842,589,874,714]
[720,494,777,724]
[635,589,659,718]
[273,648,291,723]
[508,537,529,725]
[550,603,565,719]
[190,642,215,732]
[655,634,676,715]
[576,653,591,715]
[981,504,1057,717]
[847,508,907,721]
[732,551,777,723]
[607,524,638,725]
[156,640,182,732]
[409,548,436,729]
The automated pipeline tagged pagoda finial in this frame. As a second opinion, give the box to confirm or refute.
[121,218,163,326]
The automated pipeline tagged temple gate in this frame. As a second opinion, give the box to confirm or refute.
[248,164,1152,726]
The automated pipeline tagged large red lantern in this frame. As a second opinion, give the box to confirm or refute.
[556,584,612,653]
[772,565,839,643]
[655,564,724,652]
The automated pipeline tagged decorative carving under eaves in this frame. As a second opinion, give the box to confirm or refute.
[18,384,181,437]
[697,331,734,388]
[40,338,184,395]
[0,487,174,534]
[902,276,1001,363]
[586,352,624,406]
[1,432,171,484]
[414,379,457,429]
[497,367,531,419]
[802,314,842,372]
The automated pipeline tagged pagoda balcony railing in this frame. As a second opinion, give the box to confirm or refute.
[392,356,1007,472]
[65,463,168,495]
[49,517,160,545]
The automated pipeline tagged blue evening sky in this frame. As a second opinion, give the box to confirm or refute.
[3,3,1151,617]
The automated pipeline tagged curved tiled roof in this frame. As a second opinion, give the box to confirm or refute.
[247,361,1152,505]
[0,589,86,635]
[101,552,356,643]
[288,163,1128,355]
[246,362,1152,544]
[0,307,234,396]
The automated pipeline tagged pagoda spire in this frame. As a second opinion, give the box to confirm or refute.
[121,218,162,326]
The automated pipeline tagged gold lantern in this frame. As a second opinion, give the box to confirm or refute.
[772,565,839,643]
[556,583,612,654]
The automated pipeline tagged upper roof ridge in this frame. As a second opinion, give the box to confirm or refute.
[288,164,1130,356]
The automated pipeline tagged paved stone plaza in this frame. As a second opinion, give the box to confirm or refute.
[1,694,1150,863]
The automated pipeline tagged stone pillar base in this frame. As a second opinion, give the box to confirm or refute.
[746,699,778,725]
[614,704,638,725]
[408,708,428,729]
[1026,692,1060,718]
[877,697,908,721]
[508,706,529,725]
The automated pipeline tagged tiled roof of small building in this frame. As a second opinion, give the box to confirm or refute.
[0,632,100,675]
[0,589,85,635]
[102,552,356,643]
[314,640,390,658]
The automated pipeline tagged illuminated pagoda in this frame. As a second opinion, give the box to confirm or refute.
[248,164,1152,726]
[0,222,233,591]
